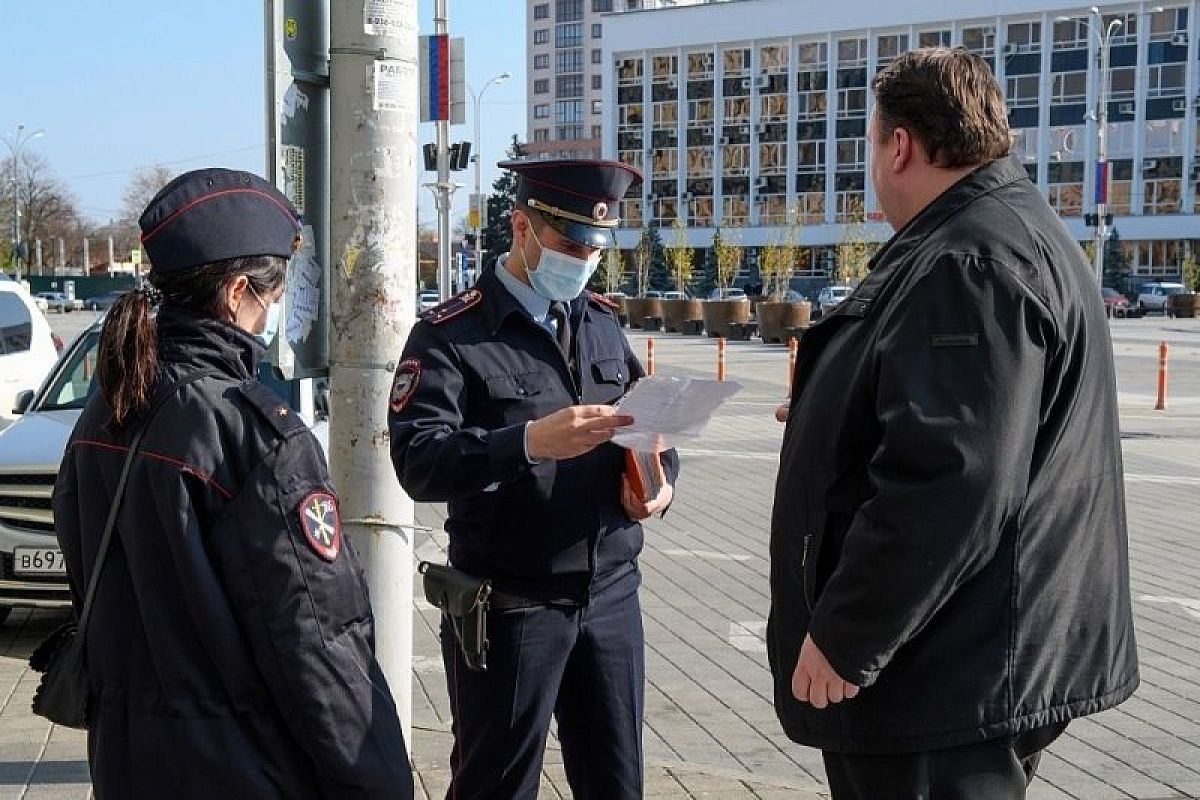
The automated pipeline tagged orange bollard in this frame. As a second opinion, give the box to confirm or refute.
[787,336,798,396]
[1155,341,1169,410]
[717,337,727,382]
[646,337,655,376]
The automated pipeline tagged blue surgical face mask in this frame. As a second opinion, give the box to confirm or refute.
[249,286,281,347]
[522,225,602,302]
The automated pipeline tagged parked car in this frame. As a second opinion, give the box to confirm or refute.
[418,290,440,311]
[816,284,854,314]
[707,287,748,301]
[0,282,59,424]
[663,291,688,300]
[82,290,129,311]
[1136,282,1187,313]
[31,295,48,313]
[644,290,665,299]
[34,291,82,313]
[0,320,329,625]
[1101,287,1133,317]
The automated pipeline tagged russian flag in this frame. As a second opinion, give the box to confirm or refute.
[1095,161,1108,205]
[428,34,450,122]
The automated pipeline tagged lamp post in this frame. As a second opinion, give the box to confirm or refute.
[1,125,46,280]
[468,71,510,281]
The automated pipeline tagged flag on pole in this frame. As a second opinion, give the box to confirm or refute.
[1095,161,1108,205]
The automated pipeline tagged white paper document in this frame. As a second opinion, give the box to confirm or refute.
[612,376,743,450]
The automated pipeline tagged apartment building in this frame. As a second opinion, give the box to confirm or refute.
[601,0,1199,283]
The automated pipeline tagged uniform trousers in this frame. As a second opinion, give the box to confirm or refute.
[821,722,1068,800]
[440,567,644,800]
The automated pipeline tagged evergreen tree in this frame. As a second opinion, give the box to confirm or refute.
[694,232,719,298]
[481,135,526,269]
[647,224,672,291]
[1102,229,1132,294]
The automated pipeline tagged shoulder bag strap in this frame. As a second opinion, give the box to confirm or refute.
[74,369,223,634]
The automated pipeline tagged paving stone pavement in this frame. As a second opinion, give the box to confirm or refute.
[2,318,1198,799]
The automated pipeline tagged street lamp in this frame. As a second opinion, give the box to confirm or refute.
[468,71,511,281]
[1058,6,1161,285]
[1,124,46,281]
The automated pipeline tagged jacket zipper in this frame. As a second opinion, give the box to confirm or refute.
[800,533,814,612]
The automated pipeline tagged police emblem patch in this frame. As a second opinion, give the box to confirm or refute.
[299,492,341,561]
[389,358,422,413]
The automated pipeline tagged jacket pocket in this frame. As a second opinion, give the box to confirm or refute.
[800,510,827,613]
[589,357,628,404]
[485,370,548,400]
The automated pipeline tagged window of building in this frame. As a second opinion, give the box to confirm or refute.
[557,124,584,139]
[534,79,550,94]
[722,195,750,227]
[1132,239,1181,275]
[688,51,715,78]
[837,89,866,117]
[1143,157,1183,214]
[1006,75,1041,108]
[797,86,828,119]
[592,124,602,139]
[797,41,828,69]
[836,138,866,170]
[556,49,583,74]
[1108,67,1136,100]
[1050,125,1085,161]
[797,140,826,171]
[535,104,550,119]
[1147,63,1185,97]
[534,3,549,20]
[723,144,750,175]
[1010,128,1039,164]
[592,74,602,90]
[555,0,583,22]
[837,38,867,66]
[918,30,951,48]
[534,28,549,45]
[618,104,643,126]
[556,99,583,122]
[557,74,584,97]
[876,34,909,64]
[1145,119,1185,156]
[759,142,787,174]
[592,23,602,39]
[687,147,713,177]
[556,23,582,48]
[1148,7,1188,41]
[835,188,865,222]
[1050,71,1086,104]
[759,94,788,121]
[617,58,643,84]
[1052,18,1088,50]
[1102,12,1138,45]
[593,99,604,115]
[533,128,550,142]
[592,0,613,10]
[621,198,644,229]
[1047,161,1084,216]
[534,54,550,70]
[593,48,603,64]
[962,26,996,56]
[723,47,751,75]
[651,148,678,177]
[1005,21,1041,53]
[651,54,677,80]
[724,96,751,122]
[1107,159,1134,215]
[688,99,714,122]
[761,44,788,72]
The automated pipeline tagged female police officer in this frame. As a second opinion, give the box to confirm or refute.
[52,168,413,799]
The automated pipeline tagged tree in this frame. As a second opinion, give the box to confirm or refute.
[666,218,695,294]
[646,224,671,291]
[1,151,82,274]
[590,247,626,294]
[835,197,875,285]
[1183,253,1200,292]
[1101,229,1132,293]
[633,226,654,296]
[712,226,743,293]
[759,208,803,300]
[120,165,174,225]
[481,135,526,268]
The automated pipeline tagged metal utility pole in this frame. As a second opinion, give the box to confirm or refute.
[2,125,45,280]
[1093,9,1122,287]
[434,0,453,300]
[82,238,89,275]
[329,0,418,736]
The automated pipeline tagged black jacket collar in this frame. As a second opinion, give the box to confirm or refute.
[477,263,587,336]
[156,304,264,380]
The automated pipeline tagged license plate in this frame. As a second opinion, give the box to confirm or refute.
[12,547,67,576]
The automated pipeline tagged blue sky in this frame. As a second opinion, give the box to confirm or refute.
[1,0,526,227]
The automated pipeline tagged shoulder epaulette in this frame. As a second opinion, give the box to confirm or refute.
[237,381,308,439]
[588,291,621,312]
[419,288,483,325]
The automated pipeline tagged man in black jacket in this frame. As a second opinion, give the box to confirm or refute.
[769,49,1138,799]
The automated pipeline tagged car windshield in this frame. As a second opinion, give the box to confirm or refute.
[0,293,33,355]
[37,331,100,411]
[1163,285,1187,296]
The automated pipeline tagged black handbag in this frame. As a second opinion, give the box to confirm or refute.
[29,370,217,729]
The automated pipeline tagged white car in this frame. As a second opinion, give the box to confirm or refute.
[0,281,59,423]
[418,291,440,311]
[816,284,854,314]
[1136,282,1188,313]
[707,287,748,301]
[0,320,328,625]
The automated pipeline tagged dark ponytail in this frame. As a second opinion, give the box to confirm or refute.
[97,255,287,428]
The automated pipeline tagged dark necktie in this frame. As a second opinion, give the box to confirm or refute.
[549,301,573,361]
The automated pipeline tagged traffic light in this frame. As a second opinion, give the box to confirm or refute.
[423,143,437,172]
[449,142,472,171]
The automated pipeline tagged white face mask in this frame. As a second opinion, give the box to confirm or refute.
[522,225,602,302]
[248,286,281,346]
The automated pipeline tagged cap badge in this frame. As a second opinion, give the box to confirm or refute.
[593,201,609,221]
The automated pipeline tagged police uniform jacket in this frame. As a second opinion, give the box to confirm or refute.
[389,265,680,602]
[53,306,412,799]
[768,156,1139,753]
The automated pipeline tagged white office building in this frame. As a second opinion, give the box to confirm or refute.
[601,0,1198,283]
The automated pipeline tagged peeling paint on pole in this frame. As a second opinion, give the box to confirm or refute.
[330,0,418,739]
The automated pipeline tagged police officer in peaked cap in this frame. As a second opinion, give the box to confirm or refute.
[389,158,681,799]
[52,168,413,799]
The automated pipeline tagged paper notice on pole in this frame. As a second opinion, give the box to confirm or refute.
[364,0,414,37]
[286,224,321,345]
[612,376,743,451]
[373,60,413,111]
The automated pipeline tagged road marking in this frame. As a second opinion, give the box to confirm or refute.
[728,620,768,653]
[678,448,778,460]
[1140,595,1200,619]
[1125,474,1200,486]
[413,656,445,674]
[660,548,755,562]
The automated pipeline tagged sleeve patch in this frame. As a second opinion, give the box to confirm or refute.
[389,358,422,414]
[299,491,341,561]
